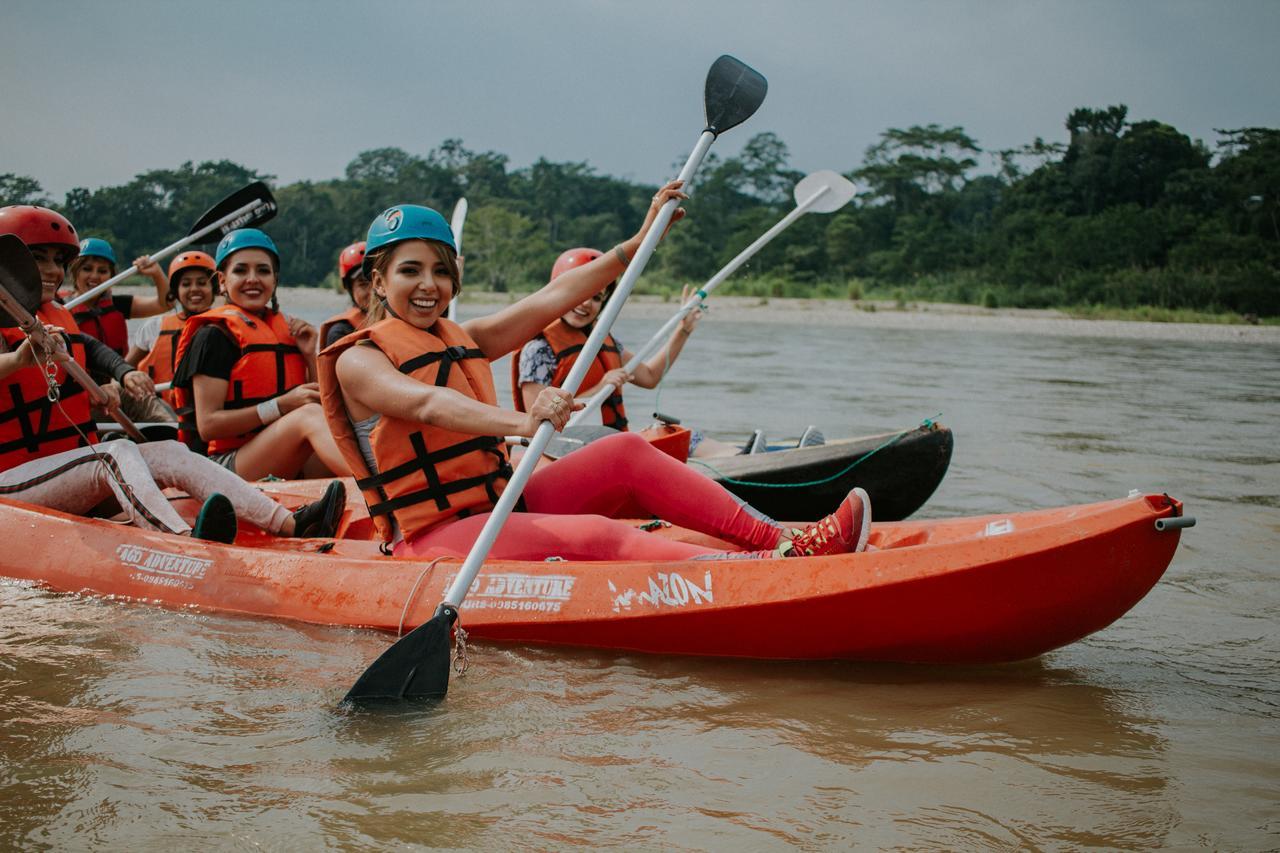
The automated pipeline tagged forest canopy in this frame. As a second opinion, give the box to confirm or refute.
[4,107,1277,316]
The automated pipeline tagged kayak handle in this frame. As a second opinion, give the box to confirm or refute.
[1155,515,1196,531]
[652,411,682,425]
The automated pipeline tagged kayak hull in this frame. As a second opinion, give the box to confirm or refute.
[702,423,954,521]
[0,488,1184,663]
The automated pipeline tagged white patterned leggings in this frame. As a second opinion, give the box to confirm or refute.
[0,440,293,535]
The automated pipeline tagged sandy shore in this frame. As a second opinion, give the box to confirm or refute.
[118,286,1280,345]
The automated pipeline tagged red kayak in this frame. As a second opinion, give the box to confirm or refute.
[0,485,1191,663]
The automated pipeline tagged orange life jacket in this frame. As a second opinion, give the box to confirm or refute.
[71,293,129,356]
[319,306,366,348]
[0,302,98,472]
[319,316,512,544]
[172,304,308,455]
[137,310,192,427]
[510,318,628,430]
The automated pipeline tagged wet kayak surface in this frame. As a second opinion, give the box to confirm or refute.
[1,308,1275,848]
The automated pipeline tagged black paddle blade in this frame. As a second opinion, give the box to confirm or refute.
[703,55,767,137]
[343,607,456,705]
[188,181,278,242]
[0,234,44,326]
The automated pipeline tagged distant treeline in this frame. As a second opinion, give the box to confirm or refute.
[4,106,1277,316]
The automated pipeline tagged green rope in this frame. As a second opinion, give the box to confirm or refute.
[689,413,943,489]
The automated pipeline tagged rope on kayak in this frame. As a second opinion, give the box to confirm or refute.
[398,556,448,638]
[689,413,943,489]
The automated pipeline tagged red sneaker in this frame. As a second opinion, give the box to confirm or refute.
[780,487,871,557]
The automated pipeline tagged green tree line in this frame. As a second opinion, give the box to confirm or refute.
[3,106,1277,316]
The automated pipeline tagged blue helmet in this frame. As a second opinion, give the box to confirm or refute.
[78,237,116,266]
[362,205,455,278]
[214,228,280,268]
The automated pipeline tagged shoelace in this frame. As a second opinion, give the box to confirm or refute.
[779,516,843,557]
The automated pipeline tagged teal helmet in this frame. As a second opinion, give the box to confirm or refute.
[214,228,279,268]
[78,237,116,266]
[362,205,455,278]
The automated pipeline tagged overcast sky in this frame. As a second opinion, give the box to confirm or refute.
[2,0,1277,199]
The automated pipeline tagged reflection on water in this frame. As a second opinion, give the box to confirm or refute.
[3,315,1278,848]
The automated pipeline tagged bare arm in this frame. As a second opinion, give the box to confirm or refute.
[463,181,688,359]
[192,374,320,441]
[126,256,171,318]
[124,343,148,367]
[338,344,576,438]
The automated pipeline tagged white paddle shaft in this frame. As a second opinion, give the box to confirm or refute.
[441,131,716,609]
[569,182,832,425]
[64,198,268,310]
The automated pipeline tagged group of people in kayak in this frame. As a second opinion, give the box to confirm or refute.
[0,186,870,561]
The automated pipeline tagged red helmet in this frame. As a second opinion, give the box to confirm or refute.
[167,251,217,286]
[338,241,367,286]
[550,247,603,280]
[0,205,80,256]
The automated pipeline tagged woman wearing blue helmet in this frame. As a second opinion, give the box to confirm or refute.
[318,184,871,561]
[171,228,347,482]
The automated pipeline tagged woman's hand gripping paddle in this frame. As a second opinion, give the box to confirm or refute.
[343,55,767,706]
[64,181,278,310]
[569,170,857,425]
[446,198,468,321]
[0,235,147,442]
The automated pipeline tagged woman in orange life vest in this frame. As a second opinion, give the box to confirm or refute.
[513,248,742,457]
[0,206,347,541]
[67,237,174,423]
[171,228,347,479]
[67,236,169,356]
[320,241,371,349]
[127,251,218,432]
[320,185,871,561]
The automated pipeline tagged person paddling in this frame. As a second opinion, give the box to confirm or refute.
[320,189,870,562]
[127,251,218,435]
[171,229,347,479]
[0,206,346,542]
[513,248,746,457]
[320,241,371,349]
[66,237,170,355]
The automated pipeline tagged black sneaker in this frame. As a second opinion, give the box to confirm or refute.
[192,493,237,544]
[291,480,346,538]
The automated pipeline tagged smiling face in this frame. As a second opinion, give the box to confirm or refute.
[175,269,215,315]
[372,241,454,329]
[218,248,277,313]
[30,245,72,303]
[561,291,605,329]
[73,256,113,293]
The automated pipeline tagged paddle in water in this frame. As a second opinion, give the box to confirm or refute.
[64,181,278,310]
[570,169,857,425]
[344,54,768,705]
[0,235,147,441]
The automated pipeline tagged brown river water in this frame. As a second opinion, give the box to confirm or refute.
[1,299,1277,849]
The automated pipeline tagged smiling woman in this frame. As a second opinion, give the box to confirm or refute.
[318,189,871,564]
[170,228,347,480]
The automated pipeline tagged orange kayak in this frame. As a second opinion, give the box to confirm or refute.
[0,484,1189,663]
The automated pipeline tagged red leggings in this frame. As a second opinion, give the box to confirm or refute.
[396,432,783,561]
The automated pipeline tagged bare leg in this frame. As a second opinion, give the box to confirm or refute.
[229,403,348,481]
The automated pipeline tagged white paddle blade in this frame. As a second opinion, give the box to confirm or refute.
[450,198,468,254]
[795,170,857,214]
